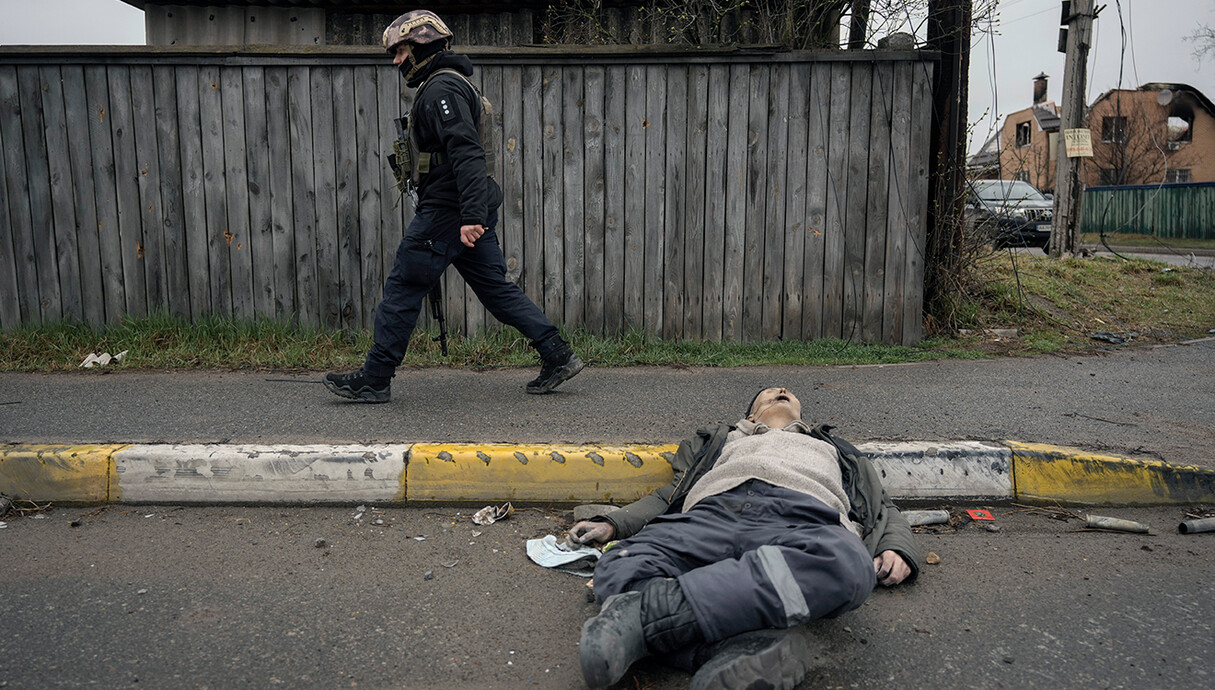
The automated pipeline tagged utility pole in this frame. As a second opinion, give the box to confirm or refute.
[1050,0,1095,257]
[924,0,971,320]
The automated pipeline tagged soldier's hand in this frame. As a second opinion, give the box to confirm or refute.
[569,520,616,545]
[460,224,486,247]
[873,550,911,586]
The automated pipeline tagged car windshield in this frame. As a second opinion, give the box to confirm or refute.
[972,181,1048,203]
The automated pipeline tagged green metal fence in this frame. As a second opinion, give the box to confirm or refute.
[1080,182,1215,240]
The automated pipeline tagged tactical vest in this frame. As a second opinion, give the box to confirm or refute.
[388,68,497,198]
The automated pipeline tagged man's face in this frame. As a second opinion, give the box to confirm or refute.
[748,387,801,423]
[392,42,414,67]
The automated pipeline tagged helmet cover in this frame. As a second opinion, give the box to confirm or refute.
[382,10,453,53]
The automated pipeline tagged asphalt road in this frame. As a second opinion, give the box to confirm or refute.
[1,503,1212,689]
[2,339,1213,467]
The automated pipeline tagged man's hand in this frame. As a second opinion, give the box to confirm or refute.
[873,550,911,586]
[569,520,616,545]
[460,224,485,247]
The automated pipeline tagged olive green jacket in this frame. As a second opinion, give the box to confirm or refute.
[596,423,921,583]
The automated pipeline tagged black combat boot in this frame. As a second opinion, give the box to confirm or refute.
[323,370,391,403]
[579,578,703,689]
[526,341,584,394]
[689,629,814,690]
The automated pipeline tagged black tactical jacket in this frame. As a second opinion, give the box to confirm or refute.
[406,52,502,225]
[597,423,922,583]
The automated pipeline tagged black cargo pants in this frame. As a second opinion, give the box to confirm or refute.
[364,206,561,379]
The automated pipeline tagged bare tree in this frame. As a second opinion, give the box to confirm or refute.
[1188,25,1215,62]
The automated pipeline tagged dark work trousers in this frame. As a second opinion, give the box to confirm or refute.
[593,479,876,644]
[363,206,561,379]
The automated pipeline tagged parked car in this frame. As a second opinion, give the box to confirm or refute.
[965,180,1053,252]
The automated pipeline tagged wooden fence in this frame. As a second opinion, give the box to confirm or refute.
[0,47,933,344]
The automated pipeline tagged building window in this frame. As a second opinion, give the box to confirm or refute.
[1099,168,1121,186]
[1015,121,1032,148]
[1102,116,1127,143]
[1014,171,1030,183]
[1165,169,1192,184]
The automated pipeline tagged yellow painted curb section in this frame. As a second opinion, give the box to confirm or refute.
[0,444,126,503]
[1007,441,1215,505]
[407,443,679,503]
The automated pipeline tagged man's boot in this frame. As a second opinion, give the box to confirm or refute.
[689,629,814,690]
[526,341,584,394]
[580,578,703,689]
[323,370,391,403]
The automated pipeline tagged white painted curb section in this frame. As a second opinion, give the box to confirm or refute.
[114,444,411,503]
[860,441,1012,499]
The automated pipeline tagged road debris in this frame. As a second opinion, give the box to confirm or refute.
[1008,503,1081,521]
[966,509,995,521]
[925,552,941,565]
[526,534,602,576]
[903,510,950,527]
[472,503,514,525]
[1178,518,1215,534]
[314,538,327,548]
[423,570,434,580]
[80,350,128,368]
[1084,515,1150,534]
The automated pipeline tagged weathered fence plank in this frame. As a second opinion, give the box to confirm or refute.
[541,65,564,326]
[0,50,935,346]
[265,66,296,322]
[198,66,232,318]
[883,62,913,344]
[802,62,831,340]
[843,62,872,343]
[723,64,748,341]
[309,67,340,329]
[822,63,850,339]
[86,65,126,324]
[562,66,586,330]
[17,66,61,323]
[242,66,275,320]
[61,66,105,325]
[623,64,646,331]
[905,61,932,346]
[174,66,210,321]
[583,65,606,336]
[1,66,39,325]
[354,65,382,331]
[643,64,667,337]
[862,62,892,343]
[39,65,83,322]
[681,64,709,341]
[701,63,729,341]
[782,63,809,341]
[602,65,626,335]
[332,66,360,330]
[521,65,544,312]
[288,66,318,327]
[499,65,525,290]
[107,66,148,320]
[762,64,789,341]
[743,63,770,341]
[662,65,687,341]
[130,65,165,316]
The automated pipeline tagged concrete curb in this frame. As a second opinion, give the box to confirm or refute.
[2,441,1212,507]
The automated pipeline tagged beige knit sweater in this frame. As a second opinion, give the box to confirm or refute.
[681,419,862,537]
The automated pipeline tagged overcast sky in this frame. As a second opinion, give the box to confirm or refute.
[1,0,1212,155]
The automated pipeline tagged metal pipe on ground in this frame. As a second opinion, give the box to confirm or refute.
[1178,518,1215,534]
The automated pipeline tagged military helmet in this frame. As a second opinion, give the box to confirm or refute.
[382,10,453,53]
